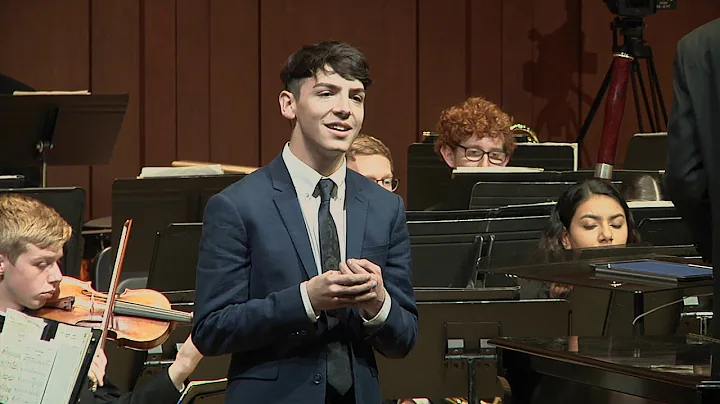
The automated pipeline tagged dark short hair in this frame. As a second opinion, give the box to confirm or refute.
[280,41,372,98]
[539,179,640,252]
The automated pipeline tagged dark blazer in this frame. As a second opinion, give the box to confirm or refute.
[192,154,418,404]
[76,370,181,404]
[665,18,720,334]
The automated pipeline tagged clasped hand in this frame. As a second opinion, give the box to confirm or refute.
[306,258,385,318]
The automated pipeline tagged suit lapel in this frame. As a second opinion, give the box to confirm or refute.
[345,173,368,259]
[270,156,317,280]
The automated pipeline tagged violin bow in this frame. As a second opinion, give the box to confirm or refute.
[98,219,133,350]
[595,52,634,180]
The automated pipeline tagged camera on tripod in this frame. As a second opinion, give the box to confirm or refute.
[604,0,678,17]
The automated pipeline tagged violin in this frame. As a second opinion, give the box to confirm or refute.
[32,276,192,350]
[34,219,193,351]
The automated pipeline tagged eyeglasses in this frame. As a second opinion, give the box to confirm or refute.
[375,178,399,192]
[455,144,507,165]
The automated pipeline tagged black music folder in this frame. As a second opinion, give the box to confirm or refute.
[0,309,102,404]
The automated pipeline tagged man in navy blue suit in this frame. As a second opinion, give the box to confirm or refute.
[191,41,418,404]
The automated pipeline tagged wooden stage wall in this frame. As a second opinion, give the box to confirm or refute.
[0,0,718,219]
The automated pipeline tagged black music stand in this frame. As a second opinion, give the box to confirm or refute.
[406,143,578,211]
[468,181,578,209]
[624,132,667,170]
[0,175,24,188]
[147,223,202,292]
[178,379,227,403]
[0,94,129,186]
[408,217,489,287]
[112,175,245,281]
[0,187,85,278]
[376,296,571,403]
[636,217,695,247]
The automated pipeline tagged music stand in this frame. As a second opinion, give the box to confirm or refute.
[147,223,203,292]
[469,181,575,209]
[636,217,695,247]
[376,297,571,402]
[0,175,24,188]
[510,142,577,171]
[624,132,667,170]
[177,379,227,403]
[0,187,85,277]
[0,94,129,186]
[406,143,577,211]
[112,175,245,281]
[408,217,489,287]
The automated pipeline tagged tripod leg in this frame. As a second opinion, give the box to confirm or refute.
[643,60,663,131]
[630,60,646,134]
[576,62,614,147]
[633,59,657,133]
[647,52,669,128]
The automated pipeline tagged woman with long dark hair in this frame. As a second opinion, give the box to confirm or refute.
[536,179,641,298]
[540,179,641,252]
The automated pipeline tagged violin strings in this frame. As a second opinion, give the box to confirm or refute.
[114,299,192,322]
[82,292,191,322]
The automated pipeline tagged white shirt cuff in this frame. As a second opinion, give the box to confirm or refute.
[300,282,320,323]
[361,288,391,327]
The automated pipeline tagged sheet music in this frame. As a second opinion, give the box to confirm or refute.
[1,308,47,343]
[0,310,94,404]
[9,339,57,404]
[0,310,54,404]
[41,324,93,404]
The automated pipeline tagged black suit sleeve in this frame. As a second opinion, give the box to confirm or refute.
[76,370,181,404]
[665,40,714,262]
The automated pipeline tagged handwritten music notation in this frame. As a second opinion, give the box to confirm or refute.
[0,309,93,404]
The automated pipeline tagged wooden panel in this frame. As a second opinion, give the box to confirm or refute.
[0,0,91,217]
[417,0,467,136]
[259,0,418,199]
[468,0,502,103]
[209,0,260,167]
[176,0,210,161]
[501,0,534,125]
[529,0,581,142]
[143,0,177,167]
[91,0,141,218]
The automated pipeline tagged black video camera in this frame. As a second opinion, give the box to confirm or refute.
[604,0,677,17]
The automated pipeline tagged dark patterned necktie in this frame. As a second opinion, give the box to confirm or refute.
[316,178,353,395]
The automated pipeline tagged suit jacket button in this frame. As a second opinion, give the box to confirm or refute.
[313,373,323,384]
[300,330,307,336]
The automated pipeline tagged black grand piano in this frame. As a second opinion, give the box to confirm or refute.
[491,334,720,403]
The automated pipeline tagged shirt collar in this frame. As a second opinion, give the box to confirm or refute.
[282,143,346,198]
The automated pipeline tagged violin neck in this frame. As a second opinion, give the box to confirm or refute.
[113,300,192,323]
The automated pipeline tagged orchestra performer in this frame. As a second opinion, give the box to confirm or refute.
[0,193,203,404]
[192,41,418,404]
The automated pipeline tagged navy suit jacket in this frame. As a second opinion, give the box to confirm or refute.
[192,154,418,404]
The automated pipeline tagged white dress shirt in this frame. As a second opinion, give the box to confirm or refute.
[282,144,391,326]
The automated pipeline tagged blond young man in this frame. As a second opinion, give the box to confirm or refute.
[346,134,398,192]
[0,194,202,404]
